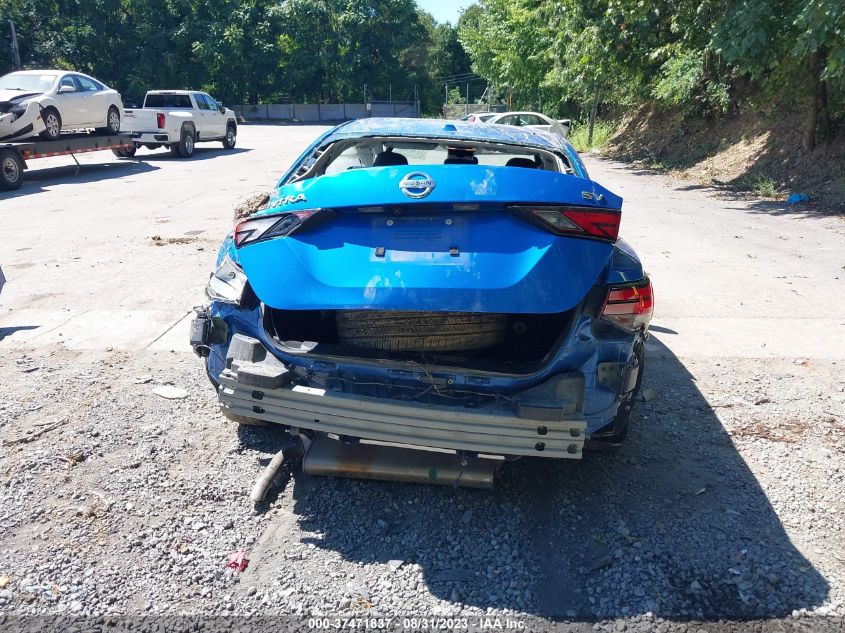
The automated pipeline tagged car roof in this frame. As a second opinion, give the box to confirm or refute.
[3,70,105,83]
[4,69,61,76]
[494,111,548,117]
[324,117,569,153]
[146,90,201,95]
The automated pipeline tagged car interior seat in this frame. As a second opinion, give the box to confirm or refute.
[373,149,408,166]
[505,157,537,169]
[444,156,479,164]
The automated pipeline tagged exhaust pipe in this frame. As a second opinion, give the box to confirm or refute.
[249,433,309,503]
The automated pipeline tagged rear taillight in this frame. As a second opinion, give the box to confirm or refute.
[156,113,165,129]
[234,210,321,247]
[600,278,653,331]
[512,205,621,242]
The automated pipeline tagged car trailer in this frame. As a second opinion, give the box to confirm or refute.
[0,133,137,191]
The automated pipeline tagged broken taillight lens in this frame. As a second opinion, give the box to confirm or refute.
[600,278,653,331]
[234,210,320,247]
[512,205,621,242]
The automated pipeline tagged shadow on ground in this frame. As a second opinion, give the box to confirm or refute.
[1,160,159,198]
[138,146,250,162]
[241,335,828,621]
[0,325,40,341]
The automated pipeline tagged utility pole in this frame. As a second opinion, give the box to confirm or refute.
[9,20,21,70]
[588,78,599,146]
[465,81,469,116]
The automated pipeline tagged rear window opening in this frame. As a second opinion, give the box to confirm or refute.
[143,93,192,108]
[264,307,576,374]
[286,137,573,184]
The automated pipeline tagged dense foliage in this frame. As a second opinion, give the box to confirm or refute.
[0,0,472,113]
[459,0,845,149]
[3,0,843,147]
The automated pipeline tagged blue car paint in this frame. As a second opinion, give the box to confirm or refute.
[270,163,618,211]
[237,164,621,313]
[207,119,646,437]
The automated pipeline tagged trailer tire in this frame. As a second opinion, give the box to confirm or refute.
[0,149,24,191]
[39,107,62,141]
[112,144,137,158]
[176,127,195,158]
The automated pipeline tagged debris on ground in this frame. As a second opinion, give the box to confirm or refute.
[225,550,249,572]
[387,559,405,571]
[58,451,86,468]
[787,194,810,205]
[150,235,198,246]
[152,385,188,400]
[3,418,68,446]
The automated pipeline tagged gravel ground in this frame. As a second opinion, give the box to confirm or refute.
[1,342,843,632]
[1,128,844,632]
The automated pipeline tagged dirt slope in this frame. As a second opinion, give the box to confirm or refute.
[608,105,845,211]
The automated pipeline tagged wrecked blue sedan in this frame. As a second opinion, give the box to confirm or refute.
[191,118,652,485]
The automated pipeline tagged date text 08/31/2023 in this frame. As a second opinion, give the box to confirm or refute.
[306,617,528,630]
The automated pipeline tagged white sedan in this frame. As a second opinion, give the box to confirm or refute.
[481,111,571,138]
[0,70,124,142]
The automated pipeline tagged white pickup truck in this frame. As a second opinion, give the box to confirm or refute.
[119,90,237,158]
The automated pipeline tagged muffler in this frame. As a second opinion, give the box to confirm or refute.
[302,435,498,489]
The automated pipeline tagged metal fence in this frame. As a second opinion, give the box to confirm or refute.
[442,103,507,118]
[234,101,419,122]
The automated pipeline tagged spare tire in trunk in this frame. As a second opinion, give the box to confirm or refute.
[336,310,507,352]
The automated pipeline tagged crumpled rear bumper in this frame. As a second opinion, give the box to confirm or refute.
[215,334,588,459]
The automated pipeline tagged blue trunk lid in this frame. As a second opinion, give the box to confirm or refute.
[236,165,622,314]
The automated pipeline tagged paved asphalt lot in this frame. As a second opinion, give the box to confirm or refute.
[1,125,844,632]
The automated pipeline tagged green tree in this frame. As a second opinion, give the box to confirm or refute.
[713,0,845,150]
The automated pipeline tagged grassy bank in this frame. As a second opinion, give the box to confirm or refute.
[606,106,845,209]
[569,120,616,153]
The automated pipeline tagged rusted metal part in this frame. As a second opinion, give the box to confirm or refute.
[301,436,497,489]
[249,440,303,503]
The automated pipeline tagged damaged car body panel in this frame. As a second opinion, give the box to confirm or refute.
[193,118,652,477]
[0,95,45,142]
[234,165,621,314]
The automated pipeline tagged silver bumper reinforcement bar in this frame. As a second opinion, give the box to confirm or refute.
[217,371,586,459]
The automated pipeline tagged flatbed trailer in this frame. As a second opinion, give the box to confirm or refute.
[0,133,137,192]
